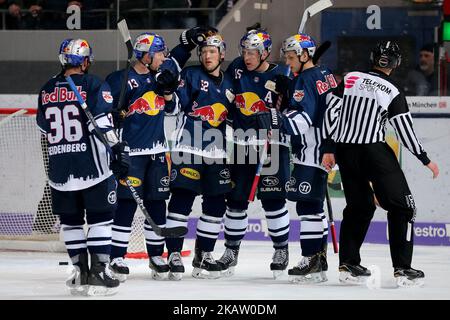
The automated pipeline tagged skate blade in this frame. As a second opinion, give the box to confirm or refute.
[109,269,128,282]
[168,272,183,281]
[288,272,323,284]
[68,285,89,296]
[396,276,425,288]
[272,269,286,279]
[320,271,328,283]
[151,270,168,281]
[86,285,119,297]
[339,271,369,285]
[192,268,221,279]
[220,266,235,277]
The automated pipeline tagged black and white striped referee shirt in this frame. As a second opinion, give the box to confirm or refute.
[322,69,430,165]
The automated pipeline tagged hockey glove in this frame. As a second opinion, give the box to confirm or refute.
[156,69,180,96]
[256,108,283,131]
[110,141,131,179]
[273,74,291,97]
[180,26,219,51]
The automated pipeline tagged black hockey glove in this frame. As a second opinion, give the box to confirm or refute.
[273,74,291,97]
[180,26,219,51]
[156,69,180,96]
[256,108,283,131]
[110,141,130,179]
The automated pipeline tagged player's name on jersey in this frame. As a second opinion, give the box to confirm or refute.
[41,86,87,105]
[48,142,87,156]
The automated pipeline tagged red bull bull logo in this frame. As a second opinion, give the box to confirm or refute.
[235,92,269,116]
[127,91,165,116]
[189,103,228,127]
[79,40,89,48]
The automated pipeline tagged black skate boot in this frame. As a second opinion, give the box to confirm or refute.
[217,246,240,277]
[288,253,323,284]
[192,246,222,279]
[270,246,289,279]
[149,256,170,280]
[109,257,129,282]
[394,267,425,288]
[167,252,185,281]
[339,263,372,285]
[66,251,89,296]
[88,254,120,296]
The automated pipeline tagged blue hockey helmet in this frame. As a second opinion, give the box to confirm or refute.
[281,33,317,58]
[58,38,73,66]
[239,29,272,56]
[133,33,168,60]
[60,39,94,67]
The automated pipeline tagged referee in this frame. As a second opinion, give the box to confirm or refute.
[321,40,439,287]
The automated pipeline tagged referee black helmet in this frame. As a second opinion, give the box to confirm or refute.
[370,40,402,69]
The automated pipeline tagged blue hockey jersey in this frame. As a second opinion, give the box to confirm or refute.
[282,65,337,168]
[37,73,115,191]
[172,65,235,159]
[106,46,189,156]
[226,57,290,146]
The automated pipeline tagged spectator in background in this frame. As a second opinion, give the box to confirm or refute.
[6,0,46,29]
[404,44,444,96]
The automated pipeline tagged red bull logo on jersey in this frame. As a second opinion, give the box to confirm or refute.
[41,86,87,105]
[127,91,165,116]
[189,103,228,127]
[235,92,269,116]
[316,74,338,95]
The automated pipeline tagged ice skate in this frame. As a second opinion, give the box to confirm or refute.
[66,252,89,296]
[109,257,129,282]
[149,256,169,280]
[270,246,288,279]
[217,246,239,277]
[192,247,222,279]
[288,253,323,284]
[339,263,372,285]
[319,249,328,282]
[394,267,425,288]
[167,252,185,281]
[87,254,120,296]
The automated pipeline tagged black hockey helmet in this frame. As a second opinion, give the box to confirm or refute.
[370,40,402,69]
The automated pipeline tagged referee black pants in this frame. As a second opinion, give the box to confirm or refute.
[336,142,416,269]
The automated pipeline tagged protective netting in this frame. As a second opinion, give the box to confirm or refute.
[0,109,147,255]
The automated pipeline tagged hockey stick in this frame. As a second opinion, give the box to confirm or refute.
[325,186,338,253]
[249,67,290,202]
[65,76,188,238]
[115,18,133,122]
[298,0,333,34]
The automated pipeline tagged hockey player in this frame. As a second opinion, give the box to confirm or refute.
[37,39,130,296]
[322,41,439,287]
[165,33,234,280]
[106,27,214,281]
[216,29,291,278]
[264,33,337,283]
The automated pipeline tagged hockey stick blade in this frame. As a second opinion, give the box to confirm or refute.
[325,187,339,253]
[117,19,132,56]
[312,40,331,65]
[298,0,333,33]
[116,18,133,125]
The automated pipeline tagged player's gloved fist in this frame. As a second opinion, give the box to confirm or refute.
[256,108,283,131]
[156,69,180,95]
[110,141,130,179]
[180,26,219,51]
[273,74,291,96]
